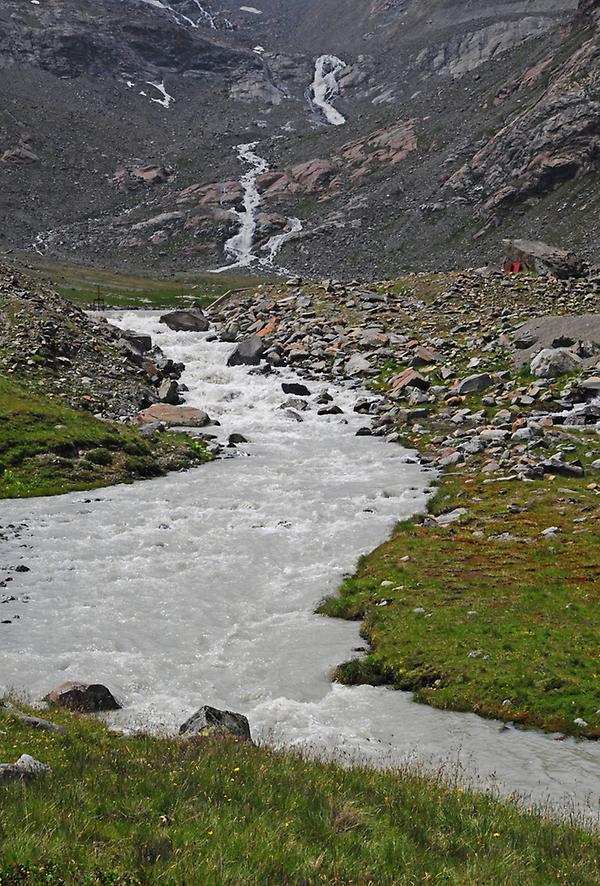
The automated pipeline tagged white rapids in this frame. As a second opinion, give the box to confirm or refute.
[1,312,600,823]
[310,55,347,126]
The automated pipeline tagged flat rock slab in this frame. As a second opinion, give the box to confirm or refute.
[137,404,210,427]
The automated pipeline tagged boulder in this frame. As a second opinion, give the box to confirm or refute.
[136,404,210,427]
[455,373,493,395]
[346,354,371,374]
[160,309,209,332]
[282,382,311,396]
[227,337,264,367]
[157,379,181,405]
[44,681,121,712]
[502,239,585,278]
[118,329,153,352]
[0,754,50,782]
[179,705,251,741]
[530,348,582,378]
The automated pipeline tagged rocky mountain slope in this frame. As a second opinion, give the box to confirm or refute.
[1,0,599,278]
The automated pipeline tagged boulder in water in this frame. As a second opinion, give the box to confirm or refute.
[160,309,209,332]
[179,705,252,742]
[44,681,121,712]
[282,382,311,396]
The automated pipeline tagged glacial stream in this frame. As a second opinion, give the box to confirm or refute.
[1,312,599,823]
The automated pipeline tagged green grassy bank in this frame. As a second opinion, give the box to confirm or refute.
[0,706,598,884]
[319,473,600,739]
[0,377,211,498]
[16,257,264,310]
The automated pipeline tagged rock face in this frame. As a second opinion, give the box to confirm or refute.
[136,404,210,427]
[44,681,121,712]
[160,309,210,332]
[227,336,264,367]
[1,0,597,278]
[179,705,252,741]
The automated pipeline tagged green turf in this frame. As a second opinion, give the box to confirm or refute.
[0,705,597,884]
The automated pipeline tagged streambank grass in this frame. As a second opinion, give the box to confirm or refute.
[0,708,598,884]
[0,377,211,498]
[319,474,600,738]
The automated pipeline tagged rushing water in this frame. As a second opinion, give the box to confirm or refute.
[310,55,347,126]
[1,312,599,823]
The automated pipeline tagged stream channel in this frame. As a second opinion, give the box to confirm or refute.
[1,312,599,823]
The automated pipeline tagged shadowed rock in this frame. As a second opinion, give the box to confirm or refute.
[160,309,209,332]
[179,705,252,741]
[44,681,121,712]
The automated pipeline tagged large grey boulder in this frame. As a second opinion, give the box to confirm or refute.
[160,308,209,332]
[227,337,264,367]
[455,373,493,395]
[0,754,50,782]
[179,705,251,741]
[44,681,121,712]
[530,348,582,378]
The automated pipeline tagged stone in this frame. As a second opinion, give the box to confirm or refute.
[502,239,585,279]
[0,754,50,782]
[530,348,582,378]
[119,329,153,352]
[346,354,371,374]
[159,308,209,333]
[137,404,210,427]
[157,379,180,405]
[317,405,344,416]
[228,433,248,446]
[281,382,311,396]
[44,681,121,712]
[179,705,251,741]
[227,337,264,366]
[455,373,493,395]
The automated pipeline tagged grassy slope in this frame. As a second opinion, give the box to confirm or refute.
[0,707,598,885]
[16,256,266,309]
[0,377,211,498]
[319,473,600,739]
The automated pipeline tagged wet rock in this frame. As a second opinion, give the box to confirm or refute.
[119,329,153,352]
[282,382,311,396]
[228,433,248,446]
[159,308,210,333]
[227,336,264,367]
[179,705,251,741]
[317,405,344,416]
[356,427,372,436]
[44,681,121,712]
[137,404,210,427]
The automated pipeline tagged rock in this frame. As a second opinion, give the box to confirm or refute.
[435,508,469,526]
[227,337,264,367]
[502,239,585,279]
[530,348,582,378]
[136,404,210,427]
[1,147,39,165]
[390,369,430,392]
[281,382,311,396]
[44,681,121,712]
[159,308,209,333]
[317,405,344,416]
[179,705,251,741]
[0,754,50,782]
[1,705,65,732]
[157,379,180,405]
[228,433,248,445]
[119,329,153,352]
[455,373,493,395]
[346,354,371,374]
[356,427,372,436]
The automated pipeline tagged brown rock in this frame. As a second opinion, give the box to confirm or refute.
[137,404,210,427]
[44,681,121,712]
